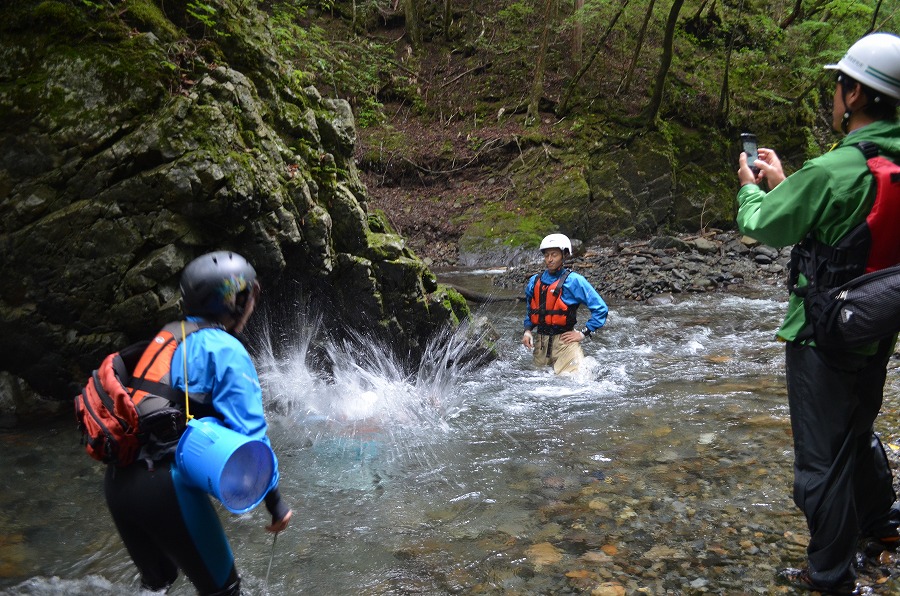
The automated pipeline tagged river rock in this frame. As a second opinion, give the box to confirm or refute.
[493,231,786,302]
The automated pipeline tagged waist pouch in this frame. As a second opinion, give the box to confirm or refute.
[804,263,900,349]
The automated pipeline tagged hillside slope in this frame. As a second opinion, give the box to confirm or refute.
[281,1,887,266]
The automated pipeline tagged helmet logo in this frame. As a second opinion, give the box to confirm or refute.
[220,274,249,311]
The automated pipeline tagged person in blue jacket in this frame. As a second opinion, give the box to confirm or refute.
[522,234,608,374]
[104,251,292,595]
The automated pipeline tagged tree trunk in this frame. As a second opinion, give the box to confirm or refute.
[779,0,803,28]
[640,0,686,127]
[716,0,739,121]
[573,0,584,71]
[402,0,422,49]
[444,0,451,41]
[558,0,629,114]
[717,43,731,121]
[691,0,711,21]
[527,0,557,125]
[869,0,883,33]
[617,0,657,96]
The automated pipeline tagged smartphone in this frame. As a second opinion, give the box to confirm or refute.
[740,133,759,174]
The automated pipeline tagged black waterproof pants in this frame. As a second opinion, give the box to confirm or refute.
[105,460,241,595]
[785,340,899,587]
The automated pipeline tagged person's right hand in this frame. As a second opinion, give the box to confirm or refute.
[738,151,758,186]
[754,148,786,189]
[522,330,533,349]
[266,508,292,533]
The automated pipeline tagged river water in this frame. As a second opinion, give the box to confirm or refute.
[4,272,900,595]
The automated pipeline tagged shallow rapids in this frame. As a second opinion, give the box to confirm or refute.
[4,279,900,594]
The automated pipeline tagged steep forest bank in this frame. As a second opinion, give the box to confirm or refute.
[284,0,895,267]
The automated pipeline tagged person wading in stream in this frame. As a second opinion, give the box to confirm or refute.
[104,251,292,595]
[522,233,608,374]
[735,33,900,595]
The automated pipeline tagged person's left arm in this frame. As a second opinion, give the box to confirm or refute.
[210,340,292,530]
[560,273,608,343]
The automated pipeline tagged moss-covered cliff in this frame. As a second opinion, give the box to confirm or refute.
[0,0,470,401]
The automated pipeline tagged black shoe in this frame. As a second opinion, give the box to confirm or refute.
[861,533,900,558]
[777,567,860,595]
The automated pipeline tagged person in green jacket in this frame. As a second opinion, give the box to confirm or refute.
[736,32,900,595]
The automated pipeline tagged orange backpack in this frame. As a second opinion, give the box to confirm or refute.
[74,321,211,467]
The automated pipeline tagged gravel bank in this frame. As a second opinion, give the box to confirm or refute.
[492,231,791,302]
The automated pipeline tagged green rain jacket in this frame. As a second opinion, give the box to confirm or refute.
[736,118,900,344]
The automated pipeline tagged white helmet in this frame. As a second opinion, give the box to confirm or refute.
[825,32,900,102]
[539,233,572,256]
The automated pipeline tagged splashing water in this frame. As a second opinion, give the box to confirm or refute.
[250,308,493,460]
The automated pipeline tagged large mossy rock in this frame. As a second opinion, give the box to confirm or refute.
[503,130,737,246]
[0,0,470,400]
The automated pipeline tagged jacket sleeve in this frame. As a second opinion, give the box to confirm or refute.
[210,341,290,519]
[564,273,608,332]
[523,274,537,331]
[736,160,836,249]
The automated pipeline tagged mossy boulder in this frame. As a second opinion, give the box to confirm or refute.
[0,0,477,403]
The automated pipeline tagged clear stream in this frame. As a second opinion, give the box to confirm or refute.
[4,272,900,595]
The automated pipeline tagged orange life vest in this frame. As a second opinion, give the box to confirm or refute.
[529,270,577,333]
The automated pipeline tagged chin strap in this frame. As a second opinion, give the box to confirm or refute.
[839,75,854,134]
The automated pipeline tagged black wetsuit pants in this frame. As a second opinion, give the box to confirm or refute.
[104,460,241,595]
[785,339,900,587]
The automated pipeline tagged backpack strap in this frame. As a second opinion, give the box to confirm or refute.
[790,141,890,344]
[128,320,220,400]
[856,141,879,160]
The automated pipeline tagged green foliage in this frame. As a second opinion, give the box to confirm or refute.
[122,0,183,42]
[269,0,403,127]
[29,0,90,33]
[77,0,109,9]
[493,2,536,53]
[186,0,222,33]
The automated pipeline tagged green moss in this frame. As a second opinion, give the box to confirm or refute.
[122,0,183,42]
[534,167,592,238]
[442,285,469,322]
[357,125,408,165]
[364,230,407,261]
[32,1,80,23]
[430,284,470,326]
[367,210,394,234]
[458,203,555,253]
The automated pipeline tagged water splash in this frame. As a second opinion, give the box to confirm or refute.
[250,307,492,444]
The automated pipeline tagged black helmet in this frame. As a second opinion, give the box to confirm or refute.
[180,251,258,318]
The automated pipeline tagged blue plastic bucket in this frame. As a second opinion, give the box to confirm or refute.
[176,417,275,514]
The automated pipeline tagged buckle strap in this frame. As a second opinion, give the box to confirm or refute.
[856,141,879,160]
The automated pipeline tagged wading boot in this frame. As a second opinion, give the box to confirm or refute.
[777,567,863,595]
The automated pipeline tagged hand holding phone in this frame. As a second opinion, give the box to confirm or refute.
[740,133,759,174]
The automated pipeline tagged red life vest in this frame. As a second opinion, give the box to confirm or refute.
[787,141,900,345]
[789,142,900,292]
[529,270,577,332]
